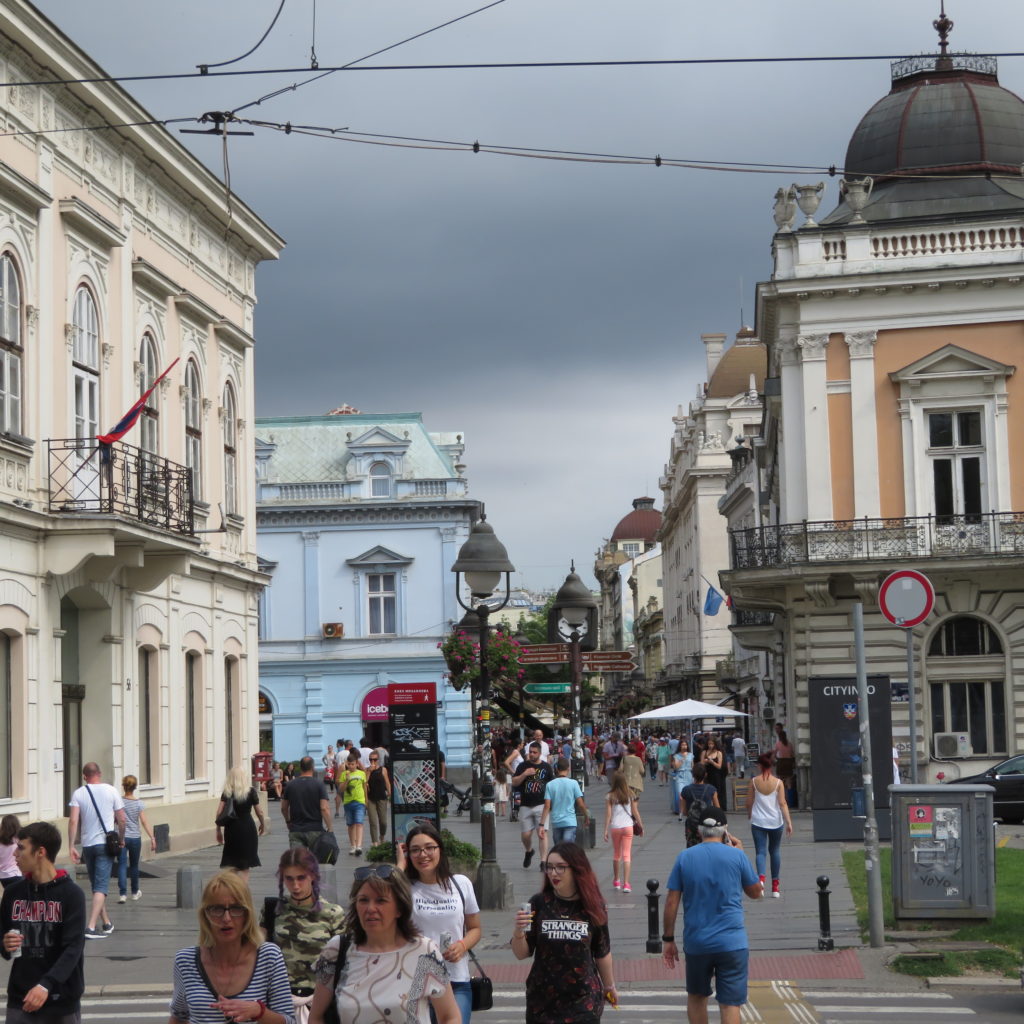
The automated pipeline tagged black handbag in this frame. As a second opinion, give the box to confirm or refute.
[314,829,340,865]
[454,877,492,1011]
[85,784,122,857]
[215,796,237,828]
[324,934,350,1024]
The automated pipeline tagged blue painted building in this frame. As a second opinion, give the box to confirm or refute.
[255,410,478,766]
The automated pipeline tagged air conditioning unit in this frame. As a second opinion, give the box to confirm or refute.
[933,732,972,758]
[762,705,775,720]
[322,622,344,639]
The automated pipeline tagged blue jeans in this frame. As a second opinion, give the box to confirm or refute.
[82,844,114,895]
[431,980,471,1024]
[551,825,577,845]
[751,824,783,881]
[670,773,684,813]
[117,837,142,896]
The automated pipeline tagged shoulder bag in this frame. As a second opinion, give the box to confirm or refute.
[314,829,340,865]
[453,877,493,1010]
[85,784,123,857]
[324,934,351,1024]
[215,796,237,828]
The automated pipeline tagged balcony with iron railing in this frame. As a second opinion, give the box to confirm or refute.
[47,438,194,536]
[729,511,1024,571]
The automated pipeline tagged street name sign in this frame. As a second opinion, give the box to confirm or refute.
[517,643,570,664]
[581,651,636,671]
[523,682,572,694]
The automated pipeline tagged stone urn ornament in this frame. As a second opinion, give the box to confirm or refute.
[793,182,825,227]
[772,186,797,232]
[839,176,874,223]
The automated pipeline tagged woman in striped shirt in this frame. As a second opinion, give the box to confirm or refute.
[169,870,294,1024]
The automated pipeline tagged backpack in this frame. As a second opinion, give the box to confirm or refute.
[685,785,714,830]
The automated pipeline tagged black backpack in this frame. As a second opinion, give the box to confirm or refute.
[685,786,713,830]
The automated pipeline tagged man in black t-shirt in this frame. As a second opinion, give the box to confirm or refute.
[281,757,333,851]
[511,742,554,869]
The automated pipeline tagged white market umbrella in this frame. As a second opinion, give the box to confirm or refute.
[629,698,748,721]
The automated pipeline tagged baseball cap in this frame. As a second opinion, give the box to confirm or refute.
[699,806,728,828]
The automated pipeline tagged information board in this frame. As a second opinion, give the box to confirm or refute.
[388,684,440,842]
[808,674,892,811]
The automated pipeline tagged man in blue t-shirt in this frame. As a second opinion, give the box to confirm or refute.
[662,806,762,1024]
[540,758,589,845]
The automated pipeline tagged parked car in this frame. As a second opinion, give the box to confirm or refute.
[951,754,1024,823]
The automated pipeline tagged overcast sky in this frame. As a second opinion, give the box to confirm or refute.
[33,0,1024,592]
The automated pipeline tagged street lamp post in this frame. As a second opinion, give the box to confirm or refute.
[452,609,484,823]
[550,565,598,790]
[451,514,514,910]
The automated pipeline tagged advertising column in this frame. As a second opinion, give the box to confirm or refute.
[388,683,440,842]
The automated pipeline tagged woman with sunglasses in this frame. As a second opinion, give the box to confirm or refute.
[511,842,617,1023]
[365,752,392,847]
[169,870,293,1024]
[262,848,346,1024]
[397,823,481,1024]
[309,864,460,1024]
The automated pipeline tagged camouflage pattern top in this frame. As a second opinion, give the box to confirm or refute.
[264,896,347,989]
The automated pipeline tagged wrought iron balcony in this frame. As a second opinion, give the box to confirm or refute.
[730,511,1024,570]
[47,439,194,536]
[732,609,775,626]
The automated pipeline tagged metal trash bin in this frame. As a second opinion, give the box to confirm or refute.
[890,783,995,921]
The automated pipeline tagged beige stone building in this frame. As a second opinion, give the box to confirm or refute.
[723,40,1024,802]
[0,0,283,847]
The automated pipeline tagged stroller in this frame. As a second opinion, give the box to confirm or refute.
[439,778,473,816]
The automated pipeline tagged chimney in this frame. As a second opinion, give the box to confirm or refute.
[702,333,727,380]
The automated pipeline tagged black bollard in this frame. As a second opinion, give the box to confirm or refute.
[645,879,662,954]
[816,875,834,951]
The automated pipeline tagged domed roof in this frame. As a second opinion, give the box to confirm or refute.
[611,497,661,544]
[823,45,1024,226]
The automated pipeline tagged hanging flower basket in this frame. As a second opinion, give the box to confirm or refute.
[439,628,525,692]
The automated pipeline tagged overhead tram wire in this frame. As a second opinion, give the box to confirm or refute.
[231,0,510,116]
[8,50,1024,91]
[197,0,289,73]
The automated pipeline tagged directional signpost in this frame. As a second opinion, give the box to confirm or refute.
[523,682,572,695]
[581,651,637,672]
[518,644,636,672]
[517,647,570,665]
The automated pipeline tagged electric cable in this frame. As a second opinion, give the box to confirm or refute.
[230,0,510,115]
[197,0,288,73]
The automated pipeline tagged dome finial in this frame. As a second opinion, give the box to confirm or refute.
[934,1,953,57]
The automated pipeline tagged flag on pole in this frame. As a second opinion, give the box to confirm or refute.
[97,357,180,445]
[703,585,726,616]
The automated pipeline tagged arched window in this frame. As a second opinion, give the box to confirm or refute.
[370,461,392,498]
[138,333,159,455]
[927,615,1007,756]
[222,382,237,515]
[0,255,23,434]
[72,286,99,445]
[184,360,202,499]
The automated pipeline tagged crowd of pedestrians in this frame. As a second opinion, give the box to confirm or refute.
[0,722,795,1024]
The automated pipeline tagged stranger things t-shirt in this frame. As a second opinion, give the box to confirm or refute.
[524,890,610,1022]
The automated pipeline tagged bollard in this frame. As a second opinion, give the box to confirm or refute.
[587,815,597,849]
[176,865,204,909]
[816,875,834,951]
[645,879,662,954]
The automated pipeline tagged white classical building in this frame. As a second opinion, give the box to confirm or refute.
[0,0,283,848]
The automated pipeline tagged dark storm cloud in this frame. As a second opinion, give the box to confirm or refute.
[33,0,1024,588]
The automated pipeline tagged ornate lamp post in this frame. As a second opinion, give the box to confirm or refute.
[448,608,484,823]
[550,565,597,789]
[451,514,514,909]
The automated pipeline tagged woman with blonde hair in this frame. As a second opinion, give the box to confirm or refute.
[169,870,293,1024]
[602,771,642,893]
[215,764,266,881]
[117,774,156,903]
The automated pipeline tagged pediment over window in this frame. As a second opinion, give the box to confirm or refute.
[346,545,414,567]
[889,345,1015,387]
[346,427,411,453]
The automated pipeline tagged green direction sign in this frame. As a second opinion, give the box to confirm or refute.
[522,682,571,695]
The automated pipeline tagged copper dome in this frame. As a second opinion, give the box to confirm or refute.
[610,497,661,544]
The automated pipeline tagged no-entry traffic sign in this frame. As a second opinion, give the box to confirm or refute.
[878,569,935,627]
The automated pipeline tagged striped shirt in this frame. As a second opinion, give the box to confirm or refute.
[170,942,294,1023]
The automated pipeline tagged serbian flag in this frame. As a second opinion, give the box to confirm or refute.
[703,585,731,616]
[97,357,179,445]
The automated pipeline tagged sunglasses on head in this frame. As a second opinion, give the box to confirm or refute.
[354,863,396,882]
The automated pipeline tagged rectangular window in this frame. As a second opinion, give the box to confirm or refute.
[928,410,984,522]
[930,679,1007,755]
[368,573,397,635]
[0,635,10,798]
[138,648,152,784]
[185,652,198,780]
[224,657,234,773]
[622,542,641,557]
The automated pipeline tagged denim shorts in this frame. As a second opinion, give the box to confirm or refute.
[344,801,366,825]
[684,947,748,1005]
[83,844,114,895]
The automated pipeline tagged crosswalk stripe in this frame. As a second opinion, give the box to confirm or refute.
[813,1007,973,1016]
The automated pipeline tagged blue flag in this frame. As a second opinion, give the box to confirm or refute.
[703,586,725,616]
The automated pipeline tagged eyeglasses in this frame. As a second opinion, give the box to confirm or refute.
[369,757,379,761]
[354,864,396,882]
[544,863,570,874]
[408,844,439,857]
[205,904,248,919]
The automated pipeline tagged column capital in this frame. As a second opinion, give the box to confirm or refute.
[796,333,829,361]
[845,330,878,358]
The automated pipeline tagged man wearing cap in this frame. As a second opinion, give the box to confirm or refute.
[661,807,762,1024]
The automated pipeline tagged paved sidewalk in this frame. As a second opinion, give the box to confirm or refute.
[14,780,922,998]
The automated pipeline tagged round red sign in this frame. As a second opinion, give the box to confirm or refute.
[878,569,935,628]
